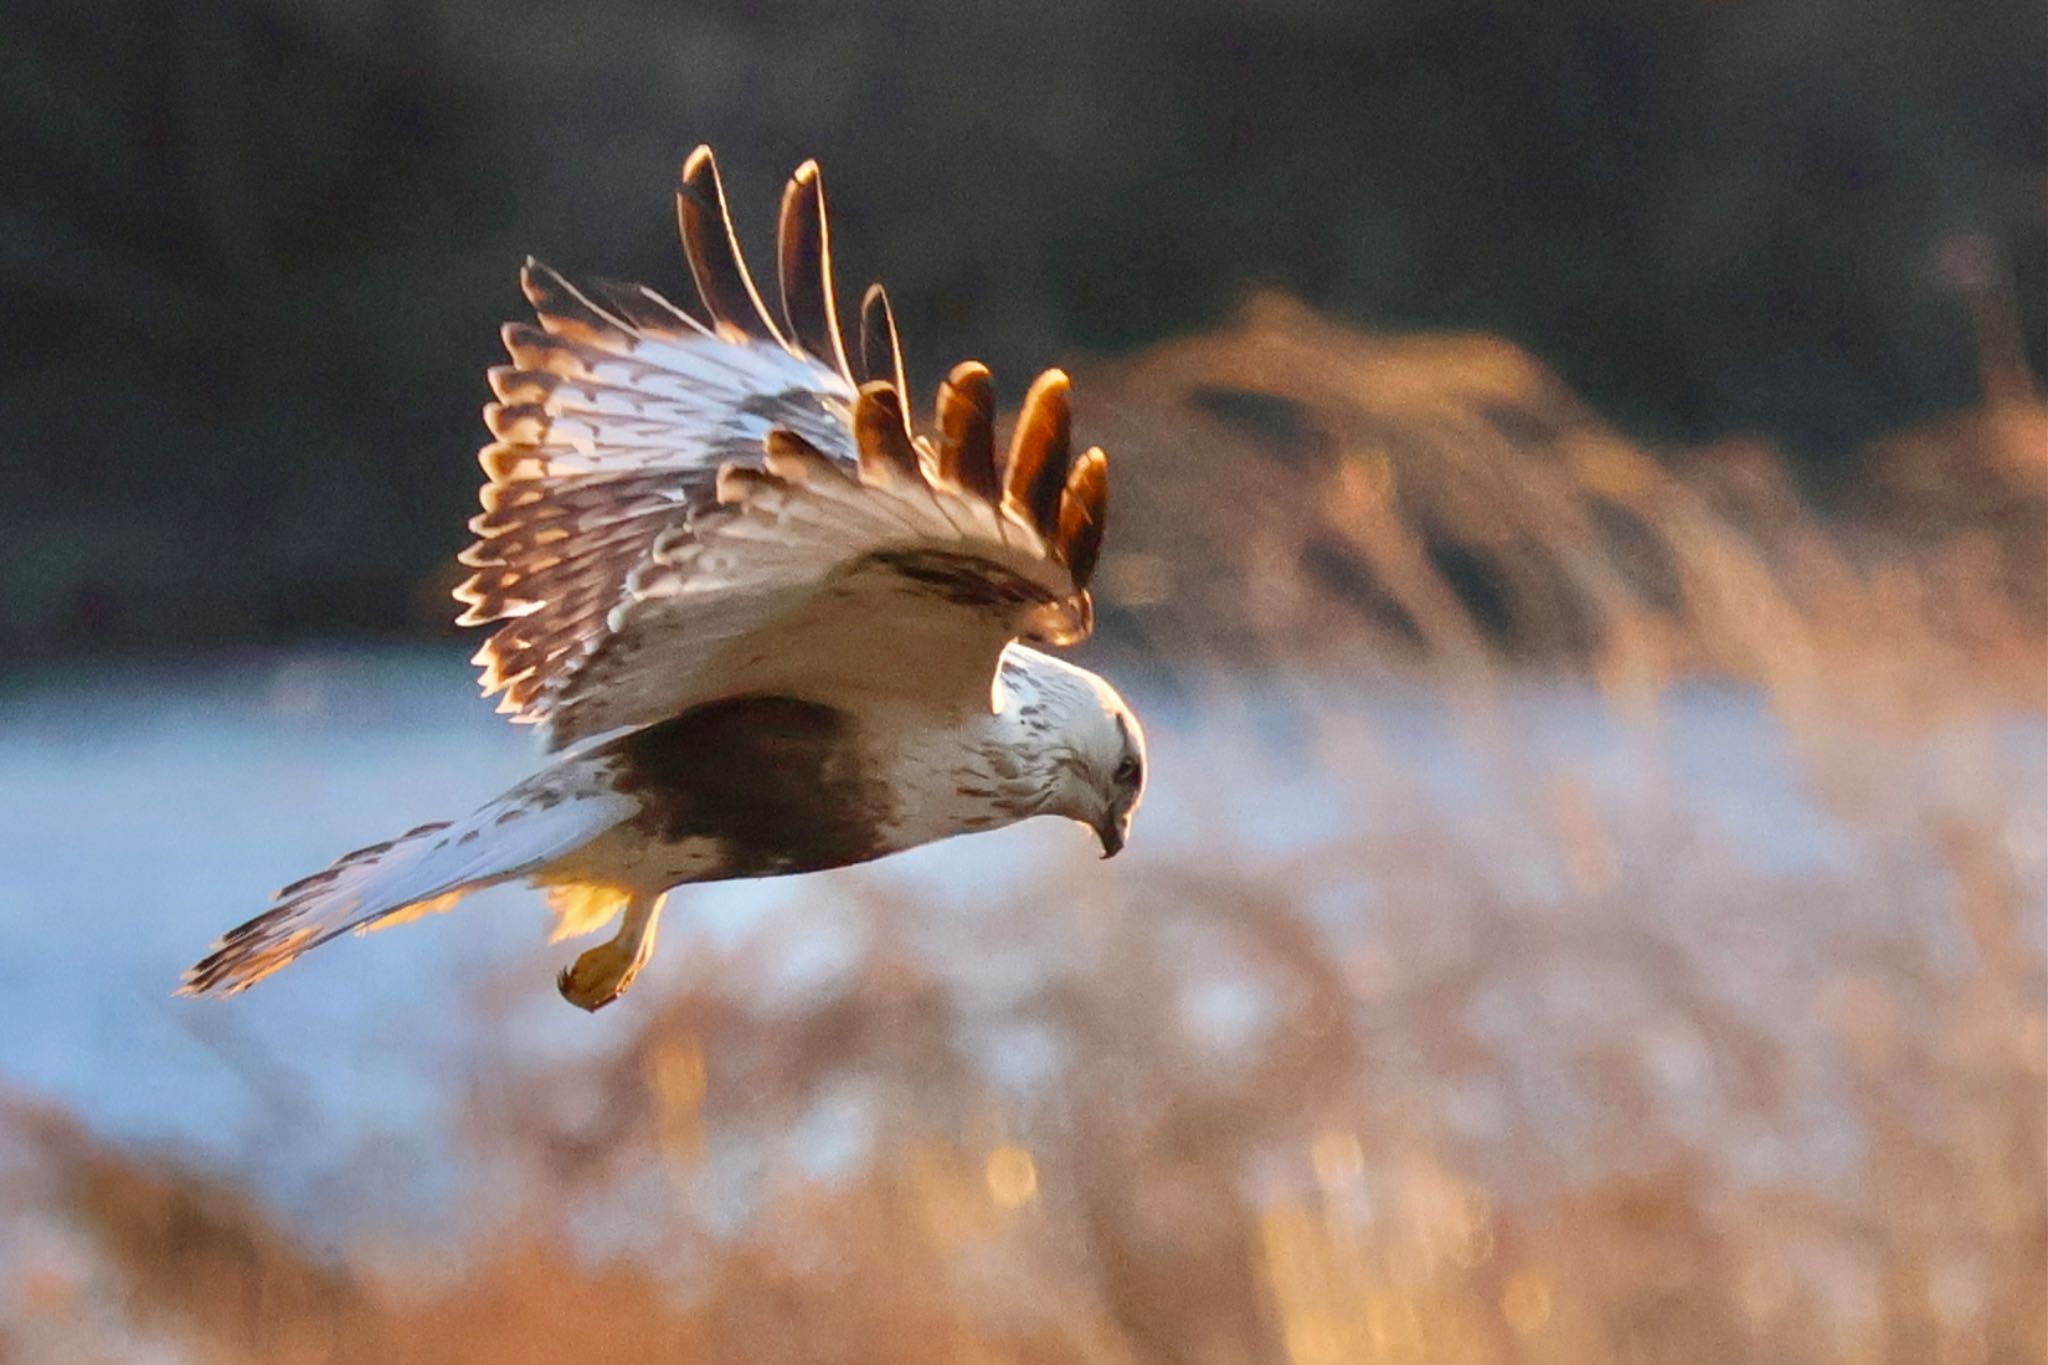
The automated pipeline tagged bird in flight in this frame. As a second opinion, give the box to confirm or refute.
[182,147,1146,1011]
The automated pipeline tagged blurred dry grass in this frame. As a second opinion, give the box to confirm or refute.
[1090,293,2043,701]
[4,303,2043,1363]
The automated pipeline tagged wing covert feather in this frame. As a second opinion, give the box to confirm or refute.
[544,439,1094,746]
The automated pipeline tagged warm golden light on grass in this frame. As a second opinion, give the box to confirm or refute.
[984,1145,1039,1210]
[1501,1270,1553,1335]
[646,1034,707,1166]
[1310,1130,1364,1190]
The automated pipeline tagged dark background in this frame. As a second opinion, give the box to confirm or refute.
[6,0,2043,656]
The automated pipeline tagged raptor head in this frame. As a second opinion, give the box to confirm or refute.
[1089,703,1147,858]
[996,647,1146,859]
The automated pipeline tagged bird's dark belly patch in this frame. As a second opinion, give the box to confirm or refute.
[605,695,897,878]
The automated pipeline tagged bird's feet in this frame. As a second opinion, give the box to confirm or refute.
[556,941,645,1011]
[556,893,663,1011]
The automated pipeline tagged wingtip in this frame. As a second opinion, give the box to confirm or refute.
[776,154,851,378]
[1025,367,1072,401]
[675,142,787,347]
[519,258,579,314]
[858,283,908,397]
[936,361,1000,502]
[1058,445,1110,587]
[522,256,567,284]
[680,143,717,186]
[1008,367,1077,535]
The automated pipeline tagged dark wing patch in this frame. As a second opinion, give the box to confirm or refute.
[864,549,1067,611]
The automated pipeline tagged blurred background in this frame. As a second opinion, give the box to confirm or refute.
[2,1,2044,1361]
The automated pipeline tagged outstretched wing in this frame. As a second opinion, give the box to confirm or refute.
[457,147,1109,751]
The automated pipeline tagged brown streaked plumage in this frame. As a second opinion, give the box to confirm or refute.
[182,146,1147,1012]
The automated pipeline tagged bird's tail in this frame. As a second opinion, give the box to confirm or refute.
[181,778,631,996]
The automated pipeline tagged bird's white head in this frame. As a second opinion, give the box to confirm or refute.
[991,646,1147,858]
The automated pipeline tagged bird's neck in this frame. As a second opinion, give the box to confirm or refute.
[862,676,1069,853]
[977,651,1097,810]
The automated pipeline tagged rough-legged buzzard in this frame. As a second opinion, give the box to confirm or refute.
[182,147,1146,1010]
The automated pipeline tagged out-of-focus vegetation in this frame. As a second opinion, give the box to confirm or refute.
[4,0,2043,654]
[5,293,2043,1360]
[1090,294,2044,694]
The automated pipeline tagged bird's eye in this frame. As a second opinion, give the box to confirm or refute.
[1114,755,1141,786]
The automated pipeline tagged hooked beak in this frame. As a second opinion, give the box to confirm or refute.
[1094,812,1126,860]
